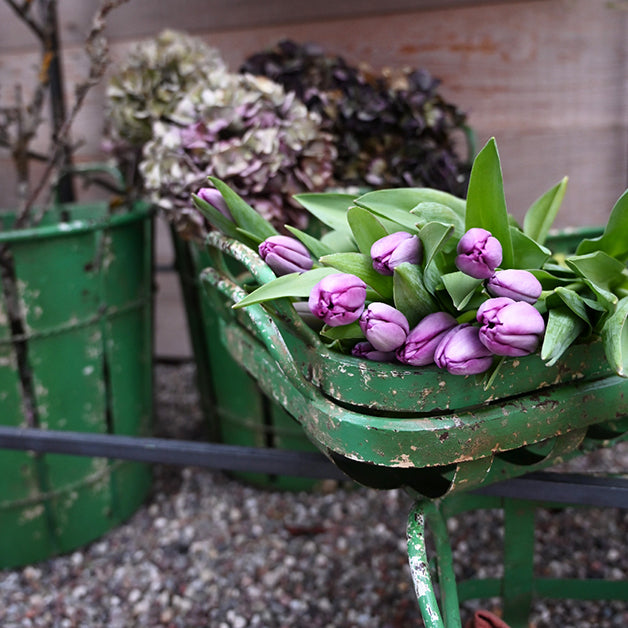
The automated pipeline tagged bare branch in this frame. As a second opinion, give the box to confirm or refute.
[14,0,131,228]
[3,0,45,39]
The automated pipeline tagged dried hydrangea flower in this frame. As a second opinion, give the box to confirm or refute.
[139,73,335,237]
[105,30,227,155]
[241,39,471,195]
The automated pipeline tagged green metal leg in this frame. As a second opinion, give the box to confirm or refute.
[502,499,536,628]
[407,501,463,628]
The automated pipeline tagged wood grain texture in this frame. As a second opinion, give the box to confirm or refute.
[0,0,626,357]
[0,0,545,51]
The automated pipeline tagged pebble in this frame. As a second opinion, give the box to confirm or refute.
[0,363,626,627]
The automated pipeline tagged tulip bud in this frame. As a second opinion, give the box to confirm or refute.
[486,269,542,304]
[477,297,545,356]
[455,228,502,279]
[258,235,313,276]
[359,302,410,352]
[370,231,422,276]
[352,341,396,363]
[197,187,232,220]
[308,273,367,327]
[434,323,494,375]
[396,312,458,366]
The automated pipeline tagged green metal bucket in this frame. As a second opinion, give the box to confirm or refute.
[0,201,154,568]
[172,232,322,491]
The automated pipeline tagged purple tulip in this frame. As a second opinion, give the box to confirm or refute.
[352,341,396,363]
[370,231,422,276]
[197,187,232,220]
[308,273,367,327]
[486,269,542,304]
[258,235,313,276]
[359,302,410,352]
[477,297,545,357]
[455,228,503,279]
[396,312,458,366]
[434,323,494,375]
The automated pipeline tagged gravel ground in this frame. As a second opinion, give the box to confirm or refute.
[1,362,627,628]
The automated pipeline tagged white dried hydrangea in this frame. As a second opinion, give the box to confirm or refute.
[105,29,227,149]
[105,31,335,240]
[139,73,336,239]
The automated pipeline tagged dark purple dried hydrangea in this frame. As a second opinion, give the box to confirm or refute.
[241,39,471,196]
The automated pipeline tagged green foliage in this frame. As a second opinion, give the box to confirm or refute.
[465,138,514,268]
[233,267,339,309]
[347,206,388,255]
[293,193,356,234]
[205,133,628,377]
[577,189,628,261]
[393,263,440,327]
[602,297,628,377]
[319,253,394,300]
[523,177,568,245]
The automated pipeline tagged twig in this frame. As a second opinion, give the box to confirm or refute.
[13,0,131,229]
[4,0,45,39]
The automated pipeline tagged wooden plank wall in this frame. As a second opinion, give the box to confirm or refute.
[1,0,626,358]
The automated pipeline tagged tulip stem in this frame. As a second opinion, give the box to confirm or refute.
[456,310,477,324]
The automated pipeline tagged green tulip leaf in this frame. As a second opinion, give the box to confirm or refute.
[410,202,465,236]
[320,229,359,252]
[442,271,484,311]
[347,206,389,256]
[510,227,552,269]
[393,263,440,327]
[529,269,579,290]
[545,287,591,332]
[232,267,339,309]
[564,251,625,309]
[566,251,626,289]
[207,177,278,240]
[352,201,422,233]
[320,252,394,300]
[541,306,587,366]
[284,225,334,260]
[576,189,628,261]
[355,187,466,217]
[601,296,628,377]
[522,177,568,245]
[233,228,265,249]
[419,222,456,268]
[422,254,448,294]
[320,321,364,340]
[293,192,356,234]
[192,193,241,241]
[465,138,514,268]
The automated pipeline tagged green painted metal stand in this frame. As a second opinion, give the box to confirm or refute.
[0,200,154,568]
[171,229,322,491]
[407,492,628,627]
[201,231,628,625]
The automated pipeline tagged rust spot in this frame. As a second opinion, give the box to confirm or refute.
[438,431,449,443]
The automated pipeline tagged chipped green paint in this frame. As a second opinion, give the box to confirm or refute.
[0,201,154,569]
[407,504,445,628]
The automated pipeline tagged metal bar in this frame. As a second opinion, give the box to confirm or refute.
[502,500,536,628]
[476,471,628,509]
[0,426,346,480]
[424,501,462,628]
[406,501,445,628]
[0,426,627,506]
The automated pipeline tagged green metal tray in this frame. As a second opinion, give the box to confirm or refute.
[201,232,628,499]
